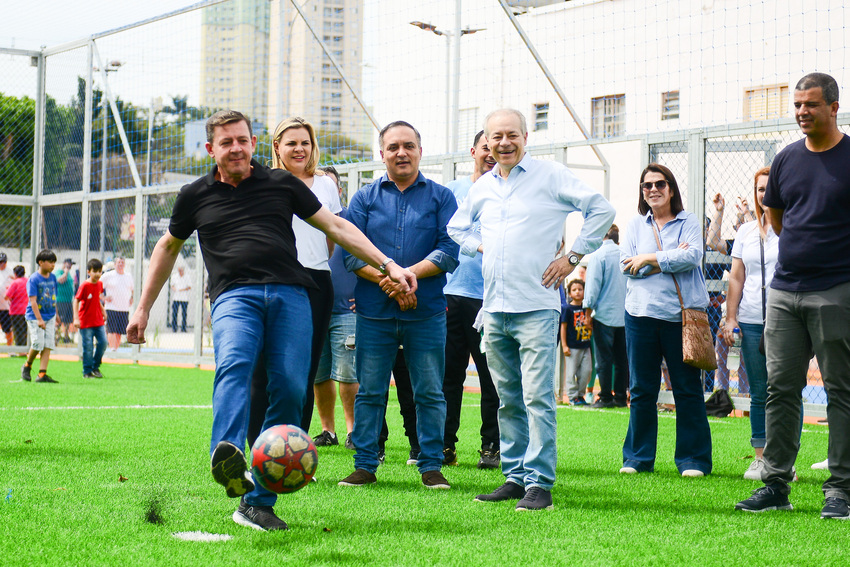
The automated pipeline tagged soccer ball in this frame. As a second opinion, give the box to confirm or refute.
[250,424,318,494]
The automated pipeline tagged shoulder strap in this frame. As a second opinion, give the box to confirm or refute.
[759,231,766,323]
[650,219,686,316]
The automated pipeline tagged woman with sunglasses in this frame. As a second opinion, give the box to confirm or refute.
[619,163,712,477]
[723,166,803,480]
[247,117,342,446]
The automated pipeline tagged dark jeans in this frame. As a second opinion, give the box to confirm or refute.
[592,320,629,403]
[171,301,188,332]
[443,295,500,450]
[623,313,713,474]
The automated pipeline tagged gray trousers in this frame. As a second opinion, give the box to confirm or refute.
[763,280,850,501]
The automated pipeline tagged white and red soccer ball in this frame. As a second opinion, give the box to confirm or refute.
[250,424,318,494]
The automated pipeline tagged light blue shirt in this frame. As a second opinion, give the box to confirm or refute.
[448,153,615,314]
[443,176,484,300]
[621,211,709,322]
[582,239,626,327]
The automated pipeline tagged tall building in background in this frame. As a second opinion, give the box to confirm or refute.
[268,0,370,157]
[200,0,270,128]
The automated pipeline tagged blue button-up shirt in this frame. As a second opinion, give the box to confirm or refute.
[621,211,709,322]
[582,239,626,327]
[443,176,484,300]
[448,153,615,313]
[344,172,459,320]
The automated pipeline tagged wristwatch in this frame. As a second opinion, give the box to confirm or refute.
[567,253,581,266]
[378,258,395,274]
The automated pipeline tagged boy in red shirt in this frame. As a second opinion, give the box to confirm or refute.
[5,265,28,350]
[74,259,107,379]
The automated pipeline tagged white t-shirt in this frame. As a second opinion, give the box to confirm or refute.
[102,270,134,312]
[731,220,778,325]
[0,265,14,310]
[171,272,192,302]
[291,174,342,271]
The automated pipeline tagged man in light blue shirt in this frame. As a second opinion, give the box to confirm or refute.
[583,224,629,408]
[448,109,615,510]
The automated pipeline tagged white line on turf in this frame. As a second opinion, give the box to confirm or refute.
[0,404,212,411]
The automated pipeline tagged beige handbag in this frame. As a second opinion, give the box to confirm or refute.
[651,220,717,371]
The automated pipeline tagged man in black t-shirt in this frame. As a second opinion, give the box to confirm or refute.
[126,110,416,531]
[735,73,850,520]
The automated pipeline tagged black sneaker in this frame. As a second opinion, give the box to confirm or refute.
[821,497,850,520]
[516,487,554,511]
[211,441,255,498]
[406,448,419,466]
[735,485,793,513]
[83,373,95,379]
[377,448,386,464]
[35,374,58,383]
[475,482,526,502]
[591,398,617,409]
[442,447,458,466]
[232,498,288,531]
[313,430,339,447]
[422,470,451,489]
[90,370,104,378]
[613,398,629,407]
[21,365,31,382]
[477,447,500,470]
[338,468,377,487]
[344,433,355,450]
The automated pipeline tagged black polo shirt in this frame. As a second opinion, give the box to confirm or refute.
[169,160,322,302]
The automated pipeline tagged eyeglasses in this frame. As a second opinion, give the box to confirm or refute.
[640,180,669,192]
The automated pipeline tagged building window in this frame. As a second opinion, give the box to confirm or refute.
[532,102,549,131]
[591,94,625,138]
[661,91,679,120]
[744,84,789,121]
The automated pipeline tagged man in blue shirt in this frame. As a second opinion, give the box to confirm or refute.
[339,121,459,490]
[442,130,500,469]
[449,109,615,510]
[583,224,629,408]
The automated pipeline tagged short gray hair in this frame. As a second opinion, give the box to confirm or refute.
[484,108,527,137]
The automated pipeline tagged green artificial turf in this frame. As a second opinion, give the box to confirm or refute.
[0,357,843,566]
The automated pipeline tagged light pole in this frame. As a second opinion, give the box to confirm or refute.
[93,60,123,252]
[145,97,163,186]
[410,19,484,153]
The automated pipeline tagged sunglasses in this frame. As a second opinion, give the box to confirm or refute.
[640,180,669,192]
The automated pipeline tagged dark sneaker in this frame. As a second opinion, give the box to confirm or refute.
[377,448,386,465]
[90,370,104,378]
[571,397,588,406]
[338,468,377,487]
[35,374,58,383]
[344,433,355,450]
[477,447,500,470]
[21,365,31,382]
[735,485,793,513]
[83,373,95,379]
[475,482,526,502]
[442,447,458,466]
[232,498,288,531]
[422,470,451,489]
[211,441,255,498]
[313,430,339,447]
[821,497,850,520]
[613,398,629,407]
[591,398,617,408]
[516,487,554,511]
[406,449,419,466]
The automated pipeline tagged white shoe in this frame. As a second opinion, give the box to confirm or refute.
[812,459,829,470]
[619,466,638,474]
[744,458,765,481]
[681,469,704,477]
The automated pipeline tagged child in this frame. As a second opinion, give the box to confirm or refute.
[5,265,28,352]
[560,278,592,405]
[22,249,59,383]
[74,258,107,379]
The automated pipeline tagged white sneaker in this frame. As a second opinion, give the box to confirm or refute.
[744,458,765,480]
[619,466,638,474]
[812,458,829,470]
[681,469,705,477]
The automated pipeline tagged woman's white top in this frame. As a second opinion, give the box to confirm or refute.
[730,220,779,325]
[291,174,342,271]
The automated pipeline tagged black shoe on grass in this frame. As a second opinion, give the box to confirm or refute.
[211,441,255,498]
[345,433,355,450]
[591,398,617,409]
[232,498,288,531]
[475,482,526,502]
[516,487,554,511]
[406,448,420,466]
[313,430,339,446]
[442,447,458,466]
[338,468,377,487]
[35,374,58,383]
[477,446,500,470]
[735,485,793,513]
[90,370,104,378]
[821,497,850,520]
[21,365,31,382]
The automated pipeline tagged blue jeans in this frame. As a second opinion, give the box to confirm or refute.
[623,313,712,474]
[209,284,311,507]
[352,313,447,474]
[592,320,629,403]
[315,311,357,385]
[80,325,107,374]
[483,310,559,491]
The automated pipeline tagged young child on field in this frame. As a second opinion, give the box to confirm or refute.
[22,250,59,383]
[560,278,593,405]
[74,258,107,379]
[5,265,28,351]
